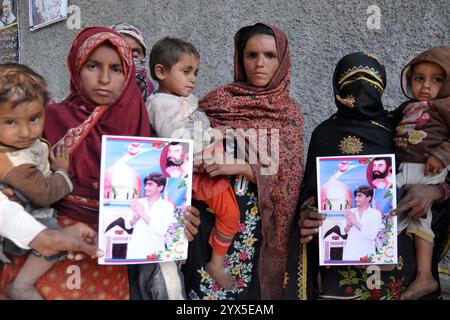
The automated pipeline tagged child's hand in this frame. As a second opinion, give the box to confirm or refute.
[424,155,445,176]
[50,145,69,172]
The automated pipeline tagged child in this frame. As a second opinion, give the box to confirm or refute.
[147,37,240,289]
[393,46,450,300]
[0,63,73,299]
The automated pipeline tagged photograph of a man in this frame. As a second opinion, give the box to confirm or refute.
[341,185,383,261]
[161,142,189,178]
[126,173,174,260]
[369,157,393,189]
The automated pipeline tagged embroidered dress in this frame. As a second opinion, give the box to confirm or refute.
[182,23,304,300]
[183,176,262,300]
[0,26,150,300]
[283,53,432,300]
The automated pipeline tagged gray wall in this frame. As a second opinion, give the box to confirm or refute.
[17,0,450,150]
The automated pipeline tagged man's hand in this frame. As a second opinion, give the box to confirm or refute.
[344,214,352,232]
[344,209,357,226]
[131,200,150,224]
[29,223,103,260]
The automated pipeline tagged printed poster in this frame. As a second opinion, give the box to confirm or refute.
[0,0,18,63]
[29,0,68,31]
[317,154,397,266]
[98,135,193,265]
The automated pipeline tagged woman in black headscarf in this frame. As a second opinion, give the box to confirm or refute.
[283,52,449,300]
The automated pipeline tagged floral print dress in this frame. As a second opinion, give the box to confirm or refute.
[182,176,262,300]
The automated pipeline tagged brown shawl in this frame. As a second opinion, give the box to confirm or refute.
[199,23,304,299]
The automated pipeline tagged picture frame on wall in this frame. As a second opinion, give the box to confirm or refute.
[0,0,17,29]
[98,135,193,265]
[0,0,19,63]
[29,0,68,31]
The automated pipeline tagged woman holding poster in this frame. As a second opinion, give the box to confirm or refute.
[283,52,449,300]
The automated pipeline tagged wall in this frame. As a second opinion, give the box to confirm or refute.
[16,0,450,148]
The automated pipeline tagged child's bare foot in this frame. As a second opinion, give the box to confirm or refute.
[399,276,438,300]
[7,283,44,300]
[205,262,236,290]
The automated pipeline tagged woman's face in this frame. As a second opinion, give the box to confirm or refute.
[123,35,145,62]
[80,44,126,105]
[243,34,279,87]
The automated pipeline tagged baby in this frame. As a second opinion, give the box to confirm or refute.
[393,46,450,300]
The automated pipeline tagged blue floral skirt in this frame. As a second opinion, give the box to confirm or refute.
[182,176,262,300]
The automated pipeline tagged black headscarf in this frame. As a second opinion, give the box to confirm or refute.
[333,52,387,120]
[299,52,395,206]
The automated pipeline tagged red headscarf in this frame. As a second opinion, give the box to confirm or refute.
[199,23,304,299]
[44,26,151,224]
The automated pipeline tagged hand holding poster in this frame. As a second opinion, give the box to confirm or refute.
[98,136,193,265]
[317,154,397,266]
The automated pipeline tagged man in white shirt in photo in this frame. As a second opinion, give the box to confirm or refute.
[341,185,383,261]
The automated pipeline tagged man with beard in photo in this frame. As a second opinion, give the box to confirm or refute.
[164,142,189,178]
[370,157,393,189]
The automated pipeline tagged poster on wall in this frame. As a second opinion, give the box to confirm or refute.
[317,154,398,266]
[0,0,19,63]
[98,135,193,265]
[29,0,68,31]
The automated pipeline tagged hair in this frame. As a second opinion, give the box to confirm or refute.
[0,63,49,108]
[237,24,276,81]
[168,142,188,154]
[3,0,12,7]
[149,37,200,81]
[373,157,392,169]
[353,185,373,201]
[143,173,167,192]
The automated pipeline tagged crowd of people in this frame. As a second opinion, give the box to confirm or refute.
[0,19,448,301]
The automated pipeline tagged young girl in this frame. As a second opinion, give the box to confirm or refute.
[0,26,151,300]
[147,37,240,289]
[394,46,450,299]
[0,63,73,300]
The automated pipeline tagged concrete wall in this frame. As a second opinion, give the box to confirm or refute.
[16,0,450,148]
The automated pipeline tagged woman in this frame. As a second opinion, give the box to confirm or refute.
[0,26,200,300]
[282,52,449,300]
[0,26,148,300]
[2,27,145,299]
[182,23,304,300]
[110,22,155,101]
